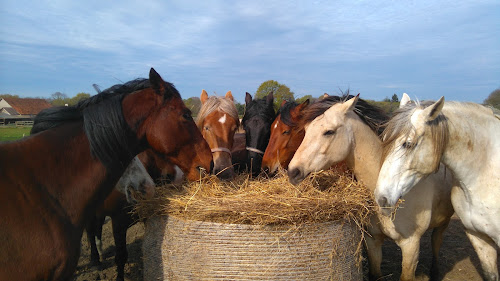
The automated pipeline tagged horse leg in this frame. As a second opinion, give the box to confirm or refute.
[429,221,450,280]
[365,232,384,281]
[465,229,499,281]
[95,216,105,259]
[86,215,101,267]
[111,212,132,281]
[398,237,420,281]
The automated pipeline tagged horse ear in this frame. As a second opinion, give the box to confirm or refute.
[266,92,274,107]
[400,93,411,108]
[290,99,310,120]
[149,68,167,96]
[424,96,445,122]
[200,89,208,104]
[245,92,252,105]
[225,91,234,101]
[341,94,359,113]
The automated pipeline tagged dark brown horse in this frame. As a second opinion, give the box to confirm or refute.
[0,68,212,280]
[241,92,275,176]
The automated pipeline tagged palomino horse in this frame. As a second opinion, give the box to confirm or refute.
[375,96,500,281]
[287,95,454,281]
[241,92,275,176]
[0,68,212,280]
[196,90,240,179]
[261,99,309,174]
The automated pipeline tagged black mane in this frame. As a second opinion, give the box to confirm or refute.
[242,97,276,124]
[277,101,299,127]
[303,92,389,136]
[32,78,154,170]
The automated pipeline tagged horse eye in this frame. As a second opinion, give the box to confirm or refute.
[282,130,290,135]
[323,130,336,136]
[182,112,192,120]
[402,141,415,149]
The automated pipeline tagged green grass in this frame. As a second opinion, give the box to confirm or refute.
[0,126,32,142]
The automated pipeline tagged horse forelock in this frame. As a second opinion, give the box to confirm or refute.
[243,98,275,124]
[196,96,239,130]
[381,100,448,171]
[278,101,299,127]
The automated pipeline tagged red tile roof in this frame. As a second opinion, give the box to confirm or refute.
[2,98,52,115]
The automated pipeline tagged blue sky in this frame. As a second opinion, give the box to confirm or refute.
[1,0,499,104]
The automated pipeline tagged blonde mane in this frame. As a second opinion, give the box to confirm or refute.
[196,96,240,130]
[381,100,449,173]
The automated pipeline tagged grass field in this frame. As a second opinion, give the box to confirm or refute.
[0,126,32,142]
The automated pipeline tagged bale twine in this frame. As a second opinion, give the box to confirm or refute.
[143,215,362,280]
[137,167,373,281]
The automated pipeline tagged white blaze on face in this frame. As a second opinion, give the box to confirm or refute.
[218,114,227,124]
[274,120,279,130]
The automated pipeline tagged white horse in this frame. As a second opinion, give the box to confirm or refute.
[115,155,155,202]
[287,94,454,280]
[375,96,500,281]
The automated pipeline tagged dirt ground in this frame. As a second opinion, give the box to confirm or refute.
[73,214,498,281]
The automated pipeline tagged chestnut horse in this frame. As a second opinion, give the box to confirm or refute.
[241,92,275,176]
[197,90,240,179]
[261,99,309,174]
[0,68,212,280]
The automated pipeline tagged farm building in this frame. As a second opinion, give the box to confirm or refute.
[0,97,52,125]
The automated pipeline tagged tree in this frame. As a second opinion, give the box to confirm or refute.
[235,102,245,117]
[484,88,500,110]
[0,94,20,99]
[296,95,313,105]
[49,92,69,106]
[255,80,295,111]
[68,92,91,105]
[183,97,202,117]
[391,94,399,103]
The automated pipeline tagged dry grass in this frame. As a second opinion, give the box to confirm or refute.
[135,165,375,228]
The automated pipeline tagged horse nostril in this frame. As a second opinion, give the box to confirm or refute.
[287,168,302,185]
[209,161,214,173]
[377,196,388,208]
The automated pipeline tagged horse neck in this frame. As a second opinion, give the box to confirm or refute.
[29,123,126,229]
[441,105,500,188]
[346,116,383,191]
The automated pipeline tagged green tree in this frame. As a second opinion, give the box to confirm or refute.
[0,94,20,99]
[235,102,245,117]
[296,95,313,105]
[68,92,91,105]
[255,80,295,111]
[484,88,500,110]
[183,97,202,117]
[391,94,399,103]
[49,92,70,106]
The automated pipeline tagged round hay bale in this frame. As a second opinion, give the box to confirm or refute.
[143,215,362,280]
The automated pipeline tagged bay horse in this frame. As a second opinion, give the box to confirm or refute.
[375,96,500,281]
[84,156,155,281]
[241,92,275,176]
[287,95,454,281]
[0,68,212,280]
[261,99,309,174]
[196,90,240,179]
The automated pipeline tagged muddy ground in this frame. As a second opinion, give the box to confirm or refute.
[73,214,498,281]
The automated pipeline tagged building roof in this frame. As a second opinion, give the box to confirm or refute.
[1,107,19,115]
[1,98,52,115]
